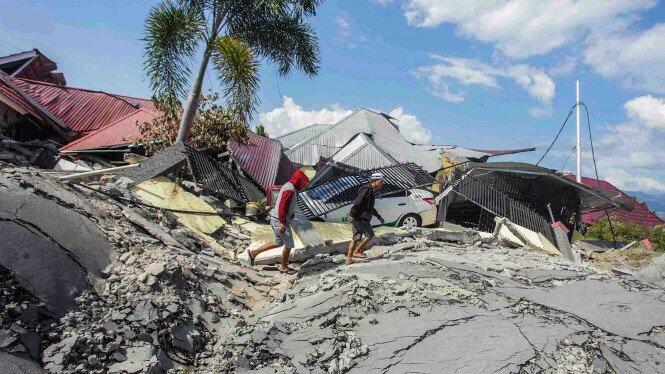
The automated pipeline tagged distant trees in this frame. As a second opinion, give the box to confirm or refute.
[142,0,322,145]
[586,218,665,252]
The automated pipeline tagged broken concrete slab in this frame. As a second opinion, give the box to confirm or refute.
[246,222,405,265]
[0,352,44,374]
[123,207,183,248]
[0,220,87,316]
[289,210,327,247]
[500,278,665,340]
[0,182,116,278]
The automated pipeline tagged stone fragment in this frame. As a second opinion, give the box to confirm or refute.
[145,262,165,276]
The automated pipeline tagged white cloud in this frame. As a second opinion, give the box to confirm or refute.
[258,96,433,144]
[335,12,352,42]
[624,95,665,129]
[400,0,655,58]
[383,1,665,93]
[414,55,555,116]
[258,97,352,137]
[388,107,432,144]
[334,11,363,48]
[585,23,665,93]
[591,95,665,192]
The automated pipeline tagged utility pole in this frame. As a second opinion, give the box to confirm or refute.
[576,80,581,183]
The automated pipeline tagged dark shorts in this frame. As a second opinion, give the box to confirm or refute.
[351,219,374,241]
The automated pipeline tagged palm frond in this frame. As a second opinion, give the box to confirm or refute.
[227,2,320,77]
[143,1,205,103]
[210,35,260,124]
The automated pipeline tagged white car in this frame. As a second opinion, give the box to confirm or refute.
[317,188,437,228]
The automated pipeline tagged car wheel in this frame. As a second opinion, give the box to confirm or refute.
[398,213,421,228]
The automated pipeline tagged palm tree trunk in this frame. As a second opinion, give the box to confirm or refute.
[175,50,212,143]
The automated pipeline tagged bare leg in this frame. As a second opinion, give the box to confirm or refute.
[347,238,358,264]
[249,242,280,261]
[353,236,373,256]
[280,247,295,272]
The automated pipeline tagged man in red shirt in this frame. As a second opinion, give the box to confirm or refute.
[247,169,309,274]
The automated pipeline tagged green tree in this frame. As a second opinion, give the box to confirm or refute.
[255,124,269,138]
[586,218,665,252]
[143,0,321,143]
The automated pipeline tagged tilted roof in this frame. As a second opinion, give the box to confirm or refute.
[0,49,66,85]
[60,109,161,153]
[330,133,398,169]
[275,123,332,150]
[569,175,664,227]
[0,72,70,138]
[286,108,441,172]
[13,78,155,135]
[228,132,297,192]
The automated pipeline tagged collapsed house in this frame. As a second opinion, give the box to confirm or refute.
[0,49,66,85]
[276,108,536,176]
[436,162,629,246]
[567,175,664,227]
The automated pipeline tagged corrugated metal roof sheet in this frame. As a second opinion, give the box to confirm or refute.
[472,147,536,157]
[228,132,297,192]
[0,72,70,138]
[0,73,42,119]
[285,109,442,172]
[331,133,397,169]
[187,146,264,203]
[0,50,38,75]
[0,49,66,85]
[275,123,332,150]
[299,163,435,218]
[568,175,664,227]
[60,109,160,152]
[12,78,155,134]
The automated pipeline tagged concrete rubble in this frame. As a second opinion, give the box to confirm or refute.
[2,163,665,373]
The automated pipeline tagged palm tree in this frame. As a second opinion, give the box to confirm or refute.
[143,0,321,143]
[255,124,269,138]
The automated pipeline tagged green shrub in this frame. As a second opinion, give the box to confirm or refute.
[586,218,665,252]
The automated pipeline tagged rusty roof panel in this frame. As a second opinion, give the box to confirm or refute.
[60,109,160,152]
[13,78,155,134]
[229,132,297,192]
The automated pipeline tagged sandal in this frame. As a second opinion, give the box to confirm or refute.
[245,248,255,266]
[353,252,367,259]
[279,267,298,275]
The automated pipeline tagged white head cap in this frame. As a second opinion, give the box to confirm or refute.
[370,172,384,181]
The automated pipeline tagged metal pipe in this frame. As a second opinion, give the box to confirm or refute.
[58,164,138,181]
[576,80,582,183]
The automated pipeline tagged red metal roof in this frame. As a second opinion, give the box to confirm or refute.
[229,132,297,191]
[568,175,664,227]
[0,72,70,138]
[60,109,160,152]
[12,78,155,134]
[0,49,66,86]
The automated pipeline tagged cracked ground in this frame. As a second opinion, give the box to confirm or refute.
[204,235,665,374]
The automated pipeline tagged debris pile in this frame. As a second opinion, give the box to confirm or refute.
[0,166,273,373]
[201,229,665,373]
[2,154,665,374]
[0,266,56,366]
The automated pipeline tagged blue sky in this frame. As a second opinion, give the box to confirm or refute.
[1,0,665,192]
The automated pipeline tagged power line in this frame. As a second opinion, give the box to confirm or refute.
[535,103,578,166]
[561,145,576,170]
[579,101,618,246]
